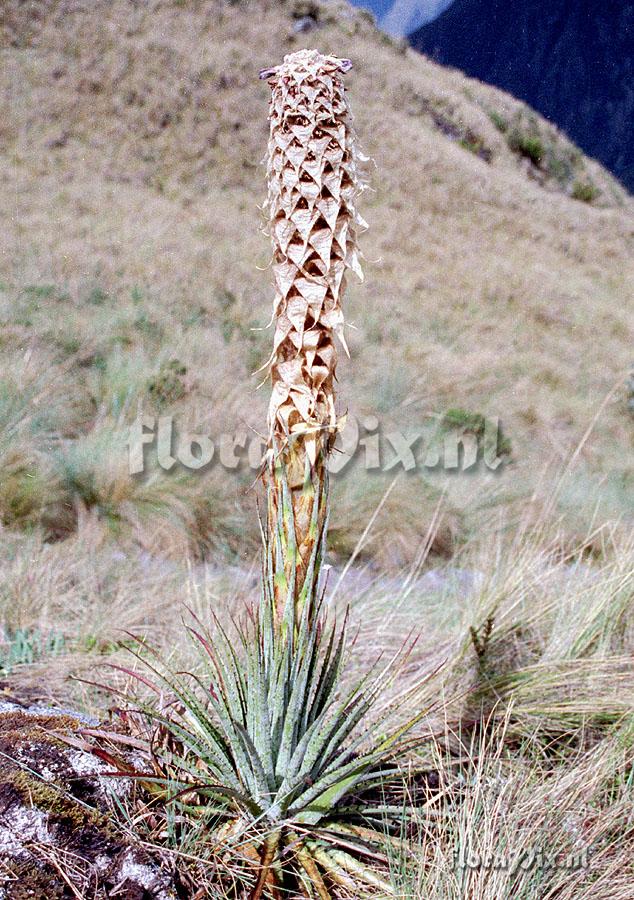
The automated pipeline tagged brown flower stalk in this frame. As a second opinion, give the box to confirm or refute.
[259,49,365,629]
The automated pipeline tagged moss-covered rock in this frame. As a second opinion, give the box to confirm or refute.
[0,705,177,899]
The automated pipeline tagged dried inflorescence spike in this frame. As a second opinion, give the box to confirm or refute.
[262,48,365,463]
[260,49,366,626]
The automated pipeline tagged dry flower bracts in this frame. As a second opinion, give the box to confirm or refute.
[261,49,366,467]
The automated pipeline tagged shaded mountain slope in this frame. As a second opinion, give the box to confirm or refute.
[411,0,634,191]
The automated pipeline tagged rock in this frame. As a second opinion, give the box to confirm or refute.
[292,15,317,33]
[0,707,178,899]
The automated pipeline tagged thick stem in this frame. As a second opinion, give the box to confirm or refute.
[266,436,329,631]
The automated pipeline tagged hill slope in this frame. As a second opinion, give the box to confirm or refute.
[411,0,634,191]
[1,0,633,564]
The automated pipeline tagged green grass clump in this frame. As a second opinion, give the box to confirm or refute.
[442,408,487,434]
[507,127,544,166]
[504,115,593,192]
[0,455,54,530]
[441,408,513,460]
[572,179,600,203]
[0,627,65,673]
[147,358,188,407]
[459,133,492,162]
[488,109,509,133]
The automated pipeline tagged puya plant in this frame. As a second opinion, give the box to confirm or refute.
[105,50,432,899]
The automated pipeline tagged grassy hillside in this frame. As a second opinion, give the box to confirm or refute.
[1,4,634,896]
[1,0,632,567]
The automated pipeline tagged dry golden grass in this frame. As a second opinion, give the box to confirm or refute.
[0,7,633,893]
[1,0,632,564]
[0,470,632,895]
[390,713,634,899]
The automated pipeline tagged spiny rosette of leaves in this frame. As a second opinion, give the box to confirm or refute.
[114,593,430,899]
[259,49,367,626]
